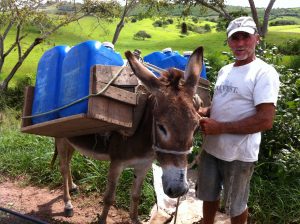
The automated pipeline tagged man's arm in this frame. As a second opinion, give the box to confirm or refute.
[199,103,276,135]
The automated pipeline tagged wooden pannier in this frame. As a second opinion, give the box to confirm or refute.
[21,65,211,138]
[21,65,139,138]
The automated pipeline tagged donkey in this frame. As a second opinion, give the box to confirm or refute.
[54,46,203,224]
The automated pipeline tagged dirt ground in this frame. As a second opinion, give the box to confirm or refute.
[0,177,230,224]
[0,178,132,224]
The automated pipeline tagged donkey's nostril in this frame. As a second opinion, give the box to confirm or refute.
[167,188,173,196]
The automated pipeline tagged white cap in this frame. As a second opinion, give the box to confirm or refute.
[102,41,114,50]
[227,16,257,38]
[162,47,172,53]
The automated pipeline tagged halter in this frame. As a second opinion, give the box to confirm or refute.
[152,118,193,155]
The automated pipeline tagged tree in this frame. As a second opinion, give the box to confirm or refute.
[111,0,173,44]
[0,0,119,91]
[174,0,276,38]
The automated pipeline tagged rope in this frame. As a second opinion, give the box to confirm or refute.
[173,197,181,224]
[22,66,125,119]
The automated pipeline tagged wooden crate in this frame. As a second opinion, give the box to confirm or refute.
[197,77,211,107]
[21,65,139,138]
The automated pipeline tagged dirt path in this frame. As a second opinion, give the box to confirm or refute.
[0,179,131,224]
[0,177,230,224]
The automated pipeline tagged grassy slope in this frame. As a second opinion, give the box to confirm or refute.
[2,15,300,86]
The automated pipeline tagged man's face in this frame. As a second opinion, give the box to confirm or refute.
[227,32,259,64]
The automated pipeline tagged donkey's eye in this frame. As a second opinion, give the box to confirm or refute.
[157,124,167,135]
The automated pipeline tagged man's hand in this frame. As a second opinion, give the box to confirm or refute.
[199,118,223,135]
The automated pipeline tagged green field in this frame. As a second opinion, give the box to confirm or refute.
[1,16,300,87]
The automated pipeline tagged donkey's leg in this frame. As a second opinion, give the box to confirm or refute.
[130,161,153,224]
[98,161,123,224]
[56,138,75,217]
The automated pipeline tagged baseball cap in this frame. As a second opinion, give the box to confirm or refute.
[227,16,257,38]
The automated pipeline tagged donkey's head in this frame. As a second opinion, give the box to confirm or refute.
[125,47,203,198]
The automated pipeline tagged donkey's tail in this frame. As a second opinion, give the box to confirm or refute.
[50,141,58,169]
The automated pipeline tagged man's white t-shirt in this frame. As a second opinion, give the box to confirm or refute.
[203,58,280,162]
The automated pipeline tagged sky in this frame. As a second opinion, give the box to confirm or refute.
[225,0,300,8]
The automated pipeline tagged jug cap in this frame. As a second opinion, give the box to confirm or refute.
[162,47,172,53]
[103,42,114,50]
[183,51,193,56]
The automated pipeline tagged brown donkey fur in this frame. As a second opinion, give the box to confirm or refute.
[54,46,204,224]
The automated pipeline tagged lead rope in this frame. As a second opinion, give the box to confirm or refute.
[152,118,181,224]
[173,196,181,224]
[22,66,125,119]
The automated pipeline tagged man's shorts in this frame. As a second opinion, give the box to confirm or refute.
[195,150,255,217]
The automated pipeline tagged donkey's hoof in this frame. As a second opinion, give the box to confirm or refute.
[64,208,74,217]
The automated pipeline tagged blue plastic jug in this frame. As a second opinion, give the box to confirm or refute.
[183,51,207,79]
[143,48,178,76]
[58,41,124,118]
[31,45,70,124]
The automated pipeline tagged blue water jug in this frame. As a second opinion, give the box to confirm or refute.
[58,40,124,118]
[160,53,187,71]
[31,45,70,124]
[183,51,207,79]
[143,48,178,76]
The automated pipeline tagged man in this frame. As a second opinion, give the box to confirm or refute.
[196,16,280,224]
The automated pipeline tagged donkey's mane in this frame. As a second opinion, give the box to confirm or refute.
[160,68,184,90]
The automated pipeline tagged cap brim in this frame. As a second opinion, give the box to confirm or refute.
[227,27,256,38]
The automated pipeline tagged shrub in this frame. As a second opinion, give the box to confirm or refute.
[0,75,32,111]
[192,17,198,23]
[181,22,188,34]
[278,39,300,55]
[166,18,173,24]
[269,20,297,26]
[133,30,151,40]
[131,17,137,23]
[204,24,211,32]
[152,20,163,27]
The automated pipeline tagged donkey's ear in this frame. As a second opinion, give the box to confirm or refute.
[184,46,203,96]
[125,51,161,93]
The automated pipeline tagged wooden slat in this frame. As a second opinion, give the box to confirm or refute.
[21,114,125,137]
[92,65,138,86]
[21,86,34,128]
[92,82,136,105]
[88,96,133,128]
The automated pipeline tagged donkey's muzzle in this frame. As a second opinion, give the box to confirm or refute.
[162,167,189,198]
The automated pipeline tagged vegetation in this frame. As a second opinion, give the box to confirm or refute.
[0,2,300,223]
[133,30,151,40]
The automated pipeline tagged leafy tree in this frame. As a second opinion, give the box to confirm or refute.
[173,0,277,37]
[181,22,188,34]
[0,0,118,91]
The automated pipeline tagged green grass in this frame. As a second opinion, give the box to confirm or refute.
[0,109,155,215]
[2,15,300,87]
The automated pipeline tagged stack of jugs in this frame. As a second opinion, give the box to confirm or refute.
[143,48,207,79]
[31,45,70,124]
[58,40,124,118]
